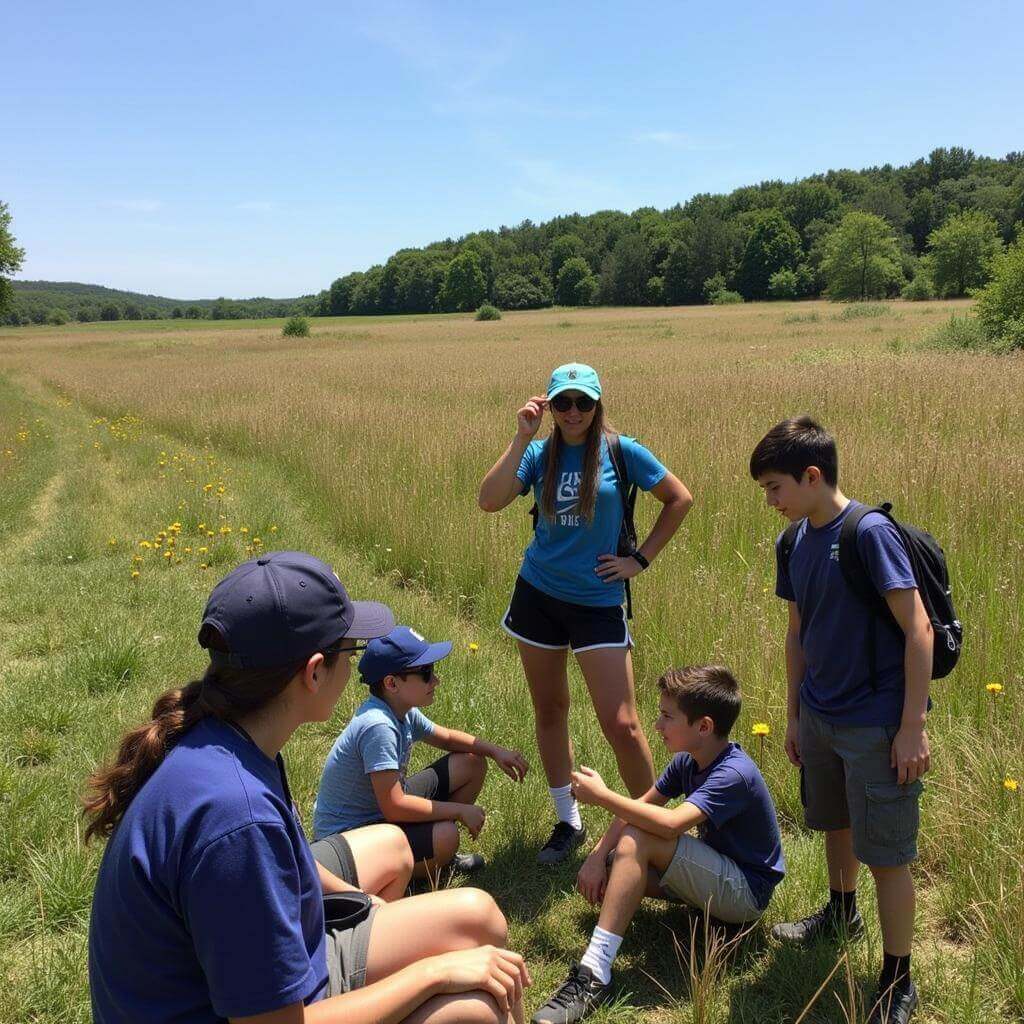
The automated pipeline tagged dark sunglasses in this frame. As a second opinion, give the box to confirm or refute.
[550,393,596,414]
[326,640,369,660]
[400,664,435,682]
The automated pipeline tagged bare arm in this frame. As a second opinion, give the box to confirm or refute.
[370,770,469,825]
[424,725,529,782]
[784,600,805,767]
[316,861,362,896]
[478,395,547,512]
[884,587,932,784]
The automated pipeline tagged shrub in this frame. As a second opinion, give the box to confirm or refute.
[46,308,70,325]
[702,273,727,303]
[710,289,744,305]
[768,268,799,300]
[282,316,310,337]
[921,314,988,351]
[783,311,820,324]
[835,302,888,320]
[474,304,501,321]
[902,271,935,301]
[973,242,1024,351]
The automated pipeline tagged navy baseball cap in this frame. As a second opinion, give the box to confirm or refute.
[199,551,395,669]
[358,626,453,684]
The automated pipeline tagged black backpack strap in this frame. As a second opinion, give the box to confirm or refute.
[527,438,548,531]
[778,520,802,579]
[838,502,900,690]
[605,432,638,619]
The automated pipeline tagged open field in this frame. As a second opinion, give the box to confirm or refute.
[0,299,1021,1022]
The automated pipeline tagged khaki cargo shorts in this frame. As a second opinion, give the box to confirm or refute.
[799,703,923,867]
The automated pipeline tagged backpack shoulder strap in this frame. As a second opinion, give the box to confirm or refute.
[778,520,802,576]
[527,437,548,531]
[605,431,639,619]
[838,502,893,610]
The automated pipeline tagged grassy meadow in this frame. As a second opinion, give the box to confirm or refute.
[0,298,1021,1022]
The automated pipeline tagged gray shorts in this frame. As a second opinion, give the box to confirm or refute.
[309,832,360,887]
[325,904,378,994]
[799,703,923,867]
[659,834,762,924]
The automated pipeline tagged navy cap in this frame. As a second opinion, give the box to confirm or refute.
[358,626,454,684]
[199,550,395,669]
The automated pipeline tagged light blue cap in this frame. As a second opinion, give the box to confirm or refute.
[547,363,601,401]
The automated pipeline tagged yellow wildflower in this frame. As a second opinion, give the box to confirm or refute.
[1005,778,1019,792]
[139,540,152,549]
[752,722,771,737]
[200,563,209,570]
[184,546,193,554]
[240,527,249,535]
[198,523,206,531]
[131,570,140,579]
[219,526,232,535]
[198,546,209,554]
[986,683,1004,695]
[108,537,118,547]
[468,642,479,653]
[207,530,215,538]
[270,525,278,533]
[203,483,213,493]
[163,551,173,560]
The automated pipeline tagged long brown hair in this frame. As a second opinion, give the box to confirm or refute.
[539,400,613,524]
[82,625,339,843]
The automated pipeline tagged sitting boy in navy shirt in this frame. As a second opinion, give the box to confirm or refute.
[531,665,784,1024]
[314,626,529,880]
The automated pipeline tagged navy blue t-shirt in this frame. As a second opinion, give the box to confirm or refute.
[89,717,328,1023]
[655,743,785,910]
[776,500,917,726]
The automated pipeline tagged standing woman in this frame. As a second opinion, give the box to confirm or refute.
[86,551,530,1024]
[479,364,692,864]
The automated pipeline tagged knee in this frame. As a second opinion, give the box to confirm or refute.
[384,824,415,878]
[533,695,570,728]
[463,751,487,781]
[450,887,508,947]
[458,992,505,1024]
[600,711,645,750]
[435,820,461,861]
[615,825,649,862]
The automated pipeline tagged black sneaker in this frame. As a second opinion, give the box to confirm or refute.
[770,903,864,945]
[450,852,485,874]
[537,822,587,866]
[866,979,918,1024]
[531,963,612,1024]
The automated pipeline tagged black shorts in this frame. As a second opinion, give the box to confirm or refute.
[501,575,631,652]
[397,754,454,862]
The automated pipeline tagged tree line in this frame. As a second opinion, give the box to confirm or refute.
[312,147,1023,314]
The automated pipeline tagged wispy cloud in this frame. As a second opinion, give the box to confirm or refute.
[510,158,621,212]
[235,201,275,213]
[106,198,163,213]
[632,131,728,151]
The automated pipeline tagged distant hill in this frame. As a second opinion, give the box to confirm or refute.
[6,280,314,326]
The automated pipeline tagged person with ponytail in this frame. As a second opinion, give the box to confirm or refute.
[478,364,692,865]
[86,551,530,1024]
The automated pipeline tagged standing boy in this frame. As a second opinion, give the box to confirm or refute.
[313,625,529,880]
[750,416,931,1024]
[530,665,784,1024]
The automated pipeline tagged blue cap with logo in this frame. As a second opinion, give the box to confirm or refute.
[547,363,601,402]
[358,625,454,684]
[199,550,395,668]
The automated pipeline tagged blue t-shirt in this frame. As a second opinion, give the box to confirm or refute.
[776,500,917,726]
[89,717,327,1024]
[516,434,667,607]
[313,695,436,839]
[655,743,785,910]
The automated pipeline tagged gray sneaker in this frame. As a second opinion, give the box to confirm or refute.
[770,903,864,945]
[537,822,587,866]
[532,963,612,1024]
[867,979,918,1024]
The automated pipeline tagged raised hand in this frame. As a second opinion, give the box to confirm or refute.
[516,395,548,439]
[492,746,530,782]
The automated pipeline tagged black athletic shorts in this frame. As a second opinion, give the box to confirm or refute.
[502,575,631,652]
[397,753,454,862]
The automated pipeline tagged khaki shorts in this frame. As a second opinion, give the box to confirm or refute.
[659,834,762,924]
[799,703,923,867]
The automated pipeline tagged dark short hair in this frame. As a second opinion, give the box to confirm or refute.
[749,415,838,487]
[657,665,742,738]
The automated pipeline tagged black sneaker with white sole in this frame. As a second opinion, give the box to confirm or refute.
[537,822,587,866]
[867,979,918,1024]
[450,852,485,874]
[531,963,612,1024]
[770,903,864,945]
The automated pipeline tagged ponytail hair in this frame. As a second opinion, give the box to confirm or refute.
[82,624,337,844]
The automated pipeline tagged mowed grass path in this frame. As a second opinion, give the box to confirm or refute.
[0,300,1021,1022]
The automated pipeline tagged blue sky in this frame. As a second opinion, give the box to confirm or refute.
[5,1,1022,298]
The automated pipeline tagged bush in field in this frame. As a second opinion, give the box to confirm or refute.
[922,313,989,351]
[973,241,1024,351]
[902,268,935,300]
[474,303,501,321]
[928,210,1002,297]
[46,308,71,325]
[768,268,799,300]
[710,289,744,304]
[834,302,889,320]
[821,212,904,300]
[702,273,727,303]
[282,316,310,337]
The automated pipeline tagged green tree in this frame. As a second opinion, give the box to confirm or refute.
[821,212,904,300]
[439,251,486,312]
[768,268,799,299]
[974,241,1024,350]
[555,257,596,306]
[548,234,586,282]
[927,210,1002,297]
[493,274,548,310]
[737,209,803,299]
[0,201,26,317]
[603,233,650,305]
[100,303,122,321]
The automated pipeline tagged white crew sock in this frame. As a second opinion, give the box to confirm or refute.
[580,926,622,985]
[549,784,582,830]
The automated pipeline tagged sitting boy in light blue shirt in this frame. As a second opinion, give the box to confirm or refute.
[314,626,529,880]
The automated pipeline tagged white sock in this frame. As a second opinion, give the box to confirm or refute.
[580,926,622,985]
[549,784,582,830]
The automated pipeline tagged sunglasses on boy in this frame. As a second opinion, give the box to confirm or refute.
[550,393,597,414]
[398,664,435,682]
[326,640,369,661]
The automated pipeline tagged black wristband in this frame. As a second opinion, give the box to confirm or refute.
[630,550,650,570]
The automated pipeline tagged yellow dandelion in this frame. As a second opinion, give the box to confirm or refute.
[131,570,140,579]
[200,563,209,570]
[139,540,152,549]
[198,546,208,554]
[752,722,771,737]
[163,550,173,560]
[132,554,144,563]
[217,486,226,495]
[986,683,1004,695]
[239,527,249,535]
[207,530,215,538]
[468,642,479,653]
[270,525,278,533]
[219,525,232,535]
[108,537,118,547]
[184,546,193,554]
[1004,777,1019,792]
[252,537,262,546]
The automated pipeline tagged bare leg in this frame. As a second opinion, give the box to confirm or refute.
[412,820,460,879]
[404,991,510,1024]
[870,864,914,956]
[342,824,414,902]
[446,751,488,805]
[576,646,654,797]
[597,826,678,936]
[825,828,861,893]
[517,642,573,788]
